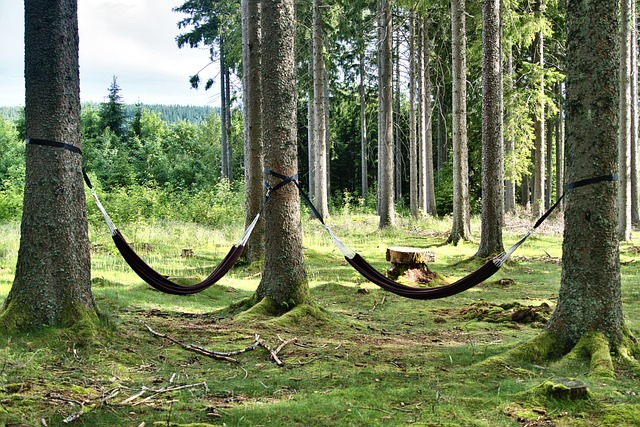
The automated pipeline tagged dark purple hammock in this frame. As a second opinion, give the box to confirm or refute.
[297,173,618,300]
[85,171,258,295]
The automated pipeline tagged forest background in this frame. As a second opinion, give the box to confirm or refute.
[0,0,574,227]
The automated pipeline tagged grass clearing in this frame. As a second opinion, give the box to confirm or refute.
[1,213,639,426]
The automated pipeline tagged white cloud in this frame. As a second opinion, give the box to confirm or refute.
[1,0,220,107]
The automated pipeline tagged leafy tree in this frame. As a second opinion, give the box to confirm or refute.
[0,117,24,188]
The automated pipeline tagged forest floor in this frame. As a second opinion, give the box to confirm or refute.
[0,212,639,426]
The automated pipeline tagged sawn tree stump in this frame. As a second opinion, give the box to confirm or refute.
[386,246,436,282]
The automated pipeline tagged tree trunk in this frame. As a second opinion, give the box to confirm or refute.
[619,0,633,240]
[241,0,264,263]
[545,0,623,348]
[220,40,229,180]
[1,0,98,331]
[307,40,315,200]
[555,82,564,211]
[448,0,470,244]
[255,0,310,308]
[360,50,368,199]
[437,85,447,171]
[475,0,504,258]
[422,15,437,216]
[532,0,545,217]
[225,62,233,181]
[504,49,516,214]
[631,0,639,228]
[378,0,395,228]
[313,0,329,218]
[394,17,402,204]
[545,114,553,209]
[409,8,418,217]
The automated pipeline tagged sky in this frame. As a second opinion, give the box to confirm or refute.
[0,0,220,107]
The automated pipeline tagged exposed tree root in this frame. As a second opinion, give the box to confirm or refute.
[224,295,335,328]
[477,329,639,380]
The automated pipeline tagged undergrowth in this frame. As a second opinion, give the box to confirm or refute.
[0,213,639,426]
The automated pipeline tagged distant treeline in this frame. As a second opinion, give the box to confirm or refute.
[0,103,216,124]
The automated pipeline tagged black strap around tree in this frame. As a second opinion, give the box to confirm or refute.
[264,168,326,226]
[25,138,82,155]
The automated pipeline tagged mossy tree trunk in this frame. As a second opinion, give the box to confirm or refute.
[545,0,624,349]
[0,0,98,331]
[253,0,311,312]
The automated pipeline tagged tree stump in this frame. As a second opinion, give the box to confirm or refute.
[386,246,436,281]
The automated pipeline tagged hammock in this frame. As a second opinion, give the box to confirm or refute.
[84,171,258,295]
[284,171,618,300]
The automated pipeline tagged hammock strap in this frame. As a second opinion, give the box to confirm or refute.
[25,138,82,155]
[494,173,618,266]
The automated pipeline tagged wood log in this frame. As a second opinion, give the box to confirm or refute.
[386,246,436,264]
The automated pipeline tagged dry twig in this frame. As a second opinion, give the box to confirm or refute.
[140,321,297,366]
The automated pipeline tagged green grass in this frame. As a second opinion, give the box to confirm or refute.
[1,213,639,426]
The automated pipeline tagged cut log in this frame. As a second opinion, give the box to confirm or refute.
[386,247,436,280]
[386,247,436,264]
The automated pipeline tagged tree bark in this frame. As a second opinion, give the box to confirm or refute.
[555,82,564,211]
[394,16,402,204]
[619,0,633,240]
[421,15,437,216]
[225,62,233,180]
[504,49,516,214]
[220,39,229,180]
[409,9,418,217]
[545,0,623,348]
[448,0,470,244]
[475,0,504,258]
[313,0,329,218]
[532,0,545,217]
[242,0,264,263]
[1,0,98,331]
[631,0,639,228]
[545,114,553,209]
[360,50,368,199]
[255,0,310,308]
[378,0,395,228]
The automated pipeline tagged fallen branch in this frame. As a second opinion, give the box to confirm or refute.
[141,321,241,363]
[119,382,208,406]
[140,321,297,366]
